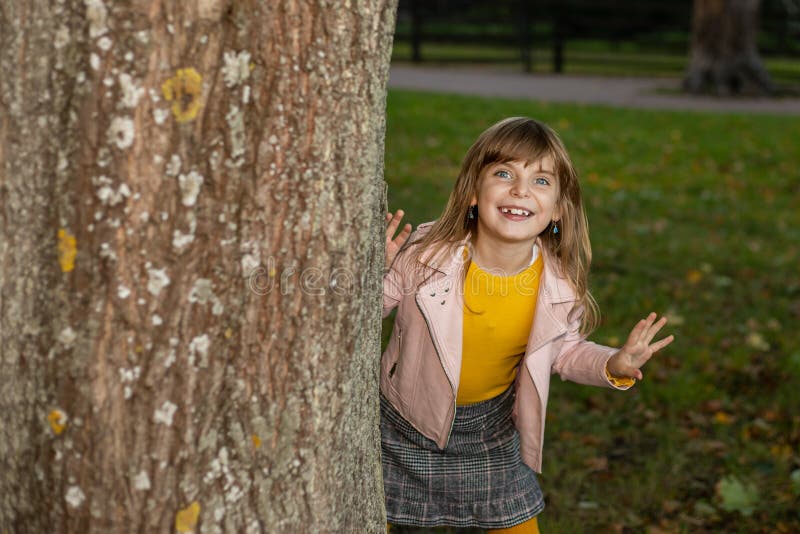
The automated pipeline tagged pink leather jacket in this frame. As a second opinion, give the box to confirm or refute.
[381,222,631,473]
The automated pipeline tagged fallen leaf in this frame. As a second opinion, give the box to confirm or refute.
[713,411,734,425]
[791,469,800,496]
[716,476,759,516]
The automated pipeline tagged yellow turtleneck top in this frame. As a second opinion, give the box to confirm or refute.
[458,256,544,405]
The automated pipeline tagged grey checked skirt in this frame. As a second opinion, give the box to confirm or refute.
[380,386,545,529]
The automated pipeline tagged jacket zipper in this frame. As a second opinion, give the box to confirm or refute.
[416,297,457,446]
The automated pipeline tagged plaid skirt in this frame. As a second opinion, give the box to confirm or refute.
[380,386,545,529]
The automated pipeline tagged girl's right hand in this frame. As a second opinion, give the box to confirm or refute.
[386,210,412,271]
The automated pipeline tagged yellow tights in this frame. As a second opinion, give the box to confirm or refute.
[387,517,539,533]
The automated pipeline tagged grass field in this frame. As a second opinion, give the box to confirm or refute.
[382,90,800,532]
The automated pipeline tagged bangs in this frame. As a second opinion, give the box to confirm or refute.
[476,119,569,178]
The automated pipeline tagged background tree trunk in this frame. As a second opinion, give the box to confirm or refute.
[1,0,397,532]
[684,0,775,95]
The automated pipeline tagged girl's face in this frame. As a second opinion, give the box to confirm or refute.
[471,156,560,247]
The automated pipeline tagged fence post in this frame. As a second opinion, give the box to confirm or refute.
[552,6,564,73]
[519,0,533,73]
[410,0,422,63]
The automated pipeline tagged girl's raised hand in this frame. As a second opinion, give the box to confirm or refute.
[386,210,412,271]
[606,312,674,380]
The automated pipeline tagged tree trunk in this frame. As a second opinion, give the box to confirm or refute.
[0,1,396,532]
[684,0,775,95]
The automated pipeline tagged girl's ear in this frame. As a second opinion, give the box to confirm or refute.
[470,194,477,206]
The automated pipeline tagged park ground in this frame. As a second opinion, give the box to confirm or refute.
[381,78,800,533]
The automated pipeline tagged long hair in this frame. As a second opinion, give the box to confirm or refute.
[411,117,599,335]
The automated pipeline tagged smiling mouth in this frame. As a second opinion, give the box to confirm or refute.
[499,206,532,217]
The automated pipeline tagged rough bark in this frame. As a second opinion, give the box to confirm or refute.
[684,0,775,95]
[0,0,397,532]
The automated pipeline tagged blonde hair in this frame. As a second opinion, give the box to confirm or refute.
[412,117,599,335]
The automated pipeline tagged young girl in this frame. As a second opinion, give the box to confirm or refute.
[381,117,674,533]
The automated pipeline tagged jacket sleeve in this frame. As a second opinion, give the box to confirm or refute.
[382,262,403,318]
[551,313,634,390]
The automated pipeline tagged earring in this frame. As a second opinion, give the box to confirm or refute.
[468,205,477,220]
[552,221,559,234]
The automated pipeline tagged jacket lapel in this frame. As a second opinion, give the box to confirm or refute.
[415,242,468,393]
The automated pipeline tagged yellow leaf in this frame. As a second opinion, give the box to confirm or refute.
[686,269,703,284]
[175,501,201,533]
[713,411,734,425]
[745,332,769,351]
[252,434,262,449]
[57,228,77,273]
[47,409,68,435]
[770,444,792,460]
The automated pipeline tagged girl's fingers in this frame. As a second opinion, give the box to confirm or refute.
[643,315,668,345]
[626,318,648,346]
[648,334,675,354]
[385,209,405,240]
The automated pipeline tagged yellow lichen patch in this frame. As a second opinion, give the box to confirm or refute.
[224,328,233,339]
[47,409,68,435]
[162,68,203,123]
[57,228,77,272]
[251,434,262,449]
[175,501,201,532]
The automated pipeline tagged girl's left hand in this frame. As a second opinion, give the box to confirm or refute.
[606,312,674,380]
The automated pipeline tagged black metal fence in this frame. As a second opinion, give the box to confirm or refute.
[394,0,800,77]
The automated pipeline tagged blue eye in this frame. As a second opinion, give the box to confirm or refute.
[535,177,550,185]
[495,170,512,179]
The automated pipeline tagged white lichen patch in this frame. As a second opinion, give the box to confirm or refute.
[153,400,177,426]
[117,285,131,299]
[97,36,112,51]
[241,253,259,278]
[152,314,163,326]
[108,117,135,149]
[178,171,203,207]
[133,470,151,491]
[96,182,131,206]
[173,228,195,250]
[118,73,145,108]
[65,485,86,508]
[58,326,77,347]
[54,26,70,49]
[225,105,246,162]
[118,366,141,383]
[188,279,214,304]
[84,0,108,38]
[153,107,169,125]
[222,50,252,87]
[165,154,181,176]
[146,266,170,296]
[163,347,176,368]
[99,242,117,261]
[188,279,224,316]
[90,53,101,70]
[188,334,210,367]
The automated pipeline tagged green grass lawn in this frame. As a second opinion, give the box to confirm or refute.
[383,90,800,532]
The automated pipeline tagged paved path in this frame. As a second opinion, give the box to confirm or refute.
[388,65,800,115]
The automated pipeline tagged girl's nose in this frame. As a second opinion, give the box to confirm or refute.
[510,183,530,198]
